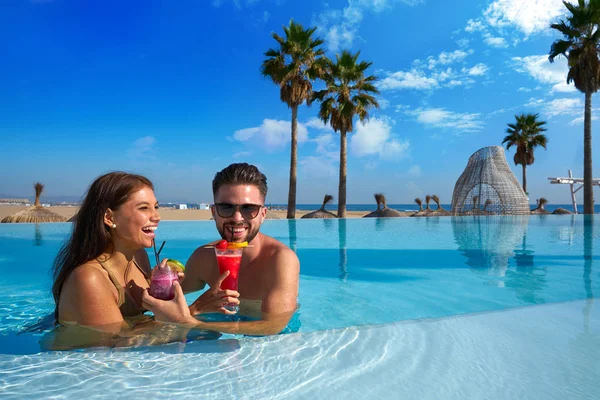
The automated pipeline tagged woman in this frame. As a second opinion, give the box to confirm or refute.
[52,171,238,338]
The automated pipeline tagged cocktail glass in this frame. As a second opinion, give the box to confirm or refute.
[214,247,243,312]
[149,264,179,300]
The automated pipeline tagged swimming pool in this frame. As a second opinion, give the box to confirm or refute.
[0,216,598,399]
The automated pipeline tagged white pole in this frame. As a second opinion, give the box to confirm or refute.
[569,169,578,214]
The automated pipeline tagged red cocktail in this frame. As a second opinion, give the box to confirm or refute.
[215,243,244,312]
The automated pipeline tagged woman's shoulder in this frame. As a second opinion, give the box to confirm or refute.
[65,261,108,289]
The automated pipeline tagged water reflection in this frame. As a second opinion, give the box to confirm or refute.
[34,224,42,246]
[452,216,529,288]
[288,219,297,253]
[583,215,594,299]
[338,219,347,281]
[505,232,547,304]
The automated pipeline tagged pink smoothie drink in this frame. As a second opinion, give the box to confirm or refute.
[149,265,178,300]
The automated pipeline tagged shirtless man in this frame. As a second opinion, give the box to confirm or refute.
[143,163,300,336]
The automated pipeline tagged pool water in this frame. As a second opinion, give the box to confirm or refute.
[0,216,598,399]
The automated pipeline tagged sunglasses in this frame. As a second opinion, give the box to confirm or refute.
[214,203,263,219]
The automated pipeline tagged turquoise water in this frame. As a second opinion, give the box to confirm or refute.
[0,216,598,399]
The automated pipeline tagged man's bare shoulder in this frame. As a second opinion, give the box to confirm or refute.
[259,234,299,271]
[259,234,295,256]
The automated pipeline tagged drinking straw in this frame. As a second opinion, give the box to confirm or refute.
[157,240,166,258]
[153,239,160,266]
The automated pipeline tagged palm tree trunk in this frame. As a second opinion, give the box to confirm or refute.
[338,130,347,218]
[287,105,298,219]
[522,164,527,195]
[584,90,594,214]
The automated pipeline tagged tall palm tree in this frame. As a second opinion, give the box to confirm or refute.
[313,50,379,217]
[502,113,548,194]
[549,0,600,214]
[261,20,326,219]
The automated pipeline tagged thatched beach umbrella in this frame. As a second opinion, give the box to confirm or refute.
[411,197,430,217]
[431,194,451,216]
[414,198,423,212]
[1,183,66,223]
[364,193,407,218]
[301,195,338,219]
[362,193,382,218]
[552,207,573,215]
[531,197,551,215]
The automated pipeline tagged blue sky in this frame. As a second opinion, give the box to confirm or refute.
[0,0,594,204]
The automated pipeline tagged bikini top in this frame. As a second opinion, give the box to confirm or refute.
[97,258,150,317]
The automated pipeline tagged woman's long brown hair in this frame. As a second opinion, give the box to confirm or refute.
[51,172,153,321]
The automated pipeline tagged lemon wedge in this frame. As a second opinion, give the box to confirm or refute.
[167,259,185,272]
[227,241,248,249]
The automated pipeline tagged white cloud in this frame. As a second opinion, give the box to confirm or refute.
[233,151,252,159]
[407,165,422,177]
[233,119,309,150]
[465,19,485,32]
[465,0,575,48]
[410,108,484,133]
[299,155,337,178]
[127,136,157,162]
[305,117,332,131]
[483,0,572,37]
[378,98,390,110]
[518,87,532,92]
[380,49,486,92]
[484,36,508,48]
[349,117,410,160]
[526,97,582,118]
[512,55,575,93]
[466,63,489,76]
[569,115,598,125]
[379,70,439,90]
[313,0,423,52]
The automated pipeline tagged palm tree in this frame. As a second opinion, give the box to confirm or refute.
[502,113,548,194]
[549,0,600,214]
[261,20,326,219]
[313,50,379,218]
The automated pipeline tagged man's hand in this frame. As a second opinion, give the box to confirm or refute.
[188,270,240,316]
[142,281,196,325]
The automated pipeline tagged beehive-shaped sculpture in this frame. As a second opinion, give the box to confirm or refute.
[451,146,529,215]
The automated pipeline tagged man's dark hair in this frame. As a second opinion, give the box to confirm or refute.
[212,163,268,200]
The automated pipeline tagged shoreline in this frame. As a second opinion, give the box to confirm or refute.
[0,205,577,222]
[0,205,370,221]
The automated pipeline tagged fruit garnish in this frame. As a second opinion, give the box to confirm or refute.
[216,240,228,250]
[166,259,185,272]
[227,241,248,249]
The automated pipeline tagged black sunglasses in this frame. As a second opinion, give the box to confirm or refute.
[214,203,263,219]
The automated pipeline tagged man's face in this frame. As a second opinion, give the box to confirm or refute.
[212,184,266,243]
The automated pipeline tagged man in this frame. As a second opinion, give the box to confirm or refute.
[143,163,299,336]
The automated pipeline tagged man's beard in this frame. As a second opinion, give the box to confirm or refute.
[217,223,260,243]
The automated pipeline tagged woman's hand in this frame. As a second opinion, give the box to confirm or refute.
[188,271,240,316]
[142,281,196,326]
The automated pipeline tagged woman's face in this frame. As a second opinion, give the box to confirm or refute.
[108,186,161,250]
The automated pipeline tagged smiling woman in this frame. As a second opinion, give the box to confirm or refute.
[51,172,160,332]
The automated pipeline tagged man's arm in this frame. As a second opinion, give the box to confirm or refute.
[181,246,209,293]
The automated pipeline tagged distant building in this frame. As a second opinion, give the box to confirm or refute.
[198,203,210,210]
[0,198,29,204]
[179,204,188,210]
